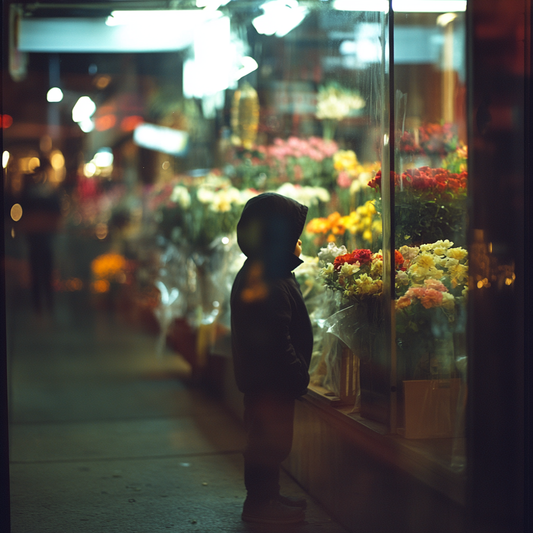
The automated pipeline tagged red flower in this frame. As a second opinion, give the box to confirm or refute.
[352,249,373,264]
[368,170,400,190]
[333,252,356,270]
[333,249,372,270]
[394,250,404,266]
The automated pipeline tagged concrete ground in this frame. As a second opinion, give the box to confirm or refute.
[7,287,349,533]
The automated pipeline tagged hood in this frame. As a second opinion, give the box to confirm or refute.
[237,192,308,275]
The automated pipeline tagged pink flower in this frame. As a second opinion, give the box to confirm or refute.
[424,279,447,292]
[337,171,352,188]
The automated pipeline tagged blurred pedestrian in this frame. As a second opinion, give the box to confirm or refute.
[18,163,62,313]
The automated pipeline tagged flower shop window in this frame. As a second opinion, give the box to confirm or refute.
[390,4,468,470]
[141,0,467,473]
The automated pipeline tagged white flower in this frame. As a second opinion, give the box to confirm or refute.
[169,185,191,208]
[275,184,330,207]
[339,262,359,277]
[295,255,320,277]
[239,188,259,205]
[395,270,409,286]
[197,187,215,204]
[314,187,331,203]
[319,263,335,280]
[210,189,240,212]
[318,242,347,265]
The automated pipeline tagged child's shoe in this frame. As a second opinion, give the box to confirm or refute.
[277,494,307,509]
[241,498,305,524]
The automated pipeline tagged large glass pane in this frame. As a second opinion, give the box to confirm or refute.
[386,1,468,468]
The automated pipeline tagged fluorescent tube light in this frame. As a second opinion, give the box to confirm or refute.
[133,124,189,156]
[333,0,389,11]
[393,1,467,12]
[334,0,467,12]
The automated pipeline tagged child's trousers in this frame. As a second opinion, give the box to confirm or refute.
[242,391,295,502]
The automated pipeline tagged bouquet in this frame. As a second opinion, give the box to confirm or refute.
[394,240,468,378]
[398,123,458,158]
[305,201,382,250]
[318,243,395,303]
[368,166,467,246]
[316,83,365,121]
[227,136,338,190]
[146,177,192,242]
[184,173,257,248]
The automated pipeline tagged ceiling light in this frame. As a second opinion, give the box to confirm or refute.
[333,0,389,11]
[72,96,96,123]
[253,0,308,37]
[47,87,64,103]
[393,1,466,12]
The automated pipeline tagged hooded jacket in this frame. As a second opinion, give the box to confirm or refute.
[230,193,313,398]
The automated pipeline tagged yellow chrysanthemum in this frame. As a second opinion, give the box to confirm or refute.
[448,263,468,284]
[446,247,468,261]
[414,253,436,270]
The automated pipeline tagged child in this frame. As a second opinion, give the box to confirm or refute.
[230,192,313,525]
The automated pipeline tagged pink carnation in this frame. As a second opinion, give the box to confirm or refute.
[337,171,352,188]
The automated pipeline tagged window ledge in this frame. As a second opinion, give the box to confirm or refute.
[303,385,466,507]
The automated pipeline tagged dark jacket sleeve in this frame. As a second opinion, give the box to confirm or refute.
[231,275,311,398]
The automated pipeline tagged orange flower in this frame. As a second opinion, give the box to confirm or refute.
[396,295,412,309]
[420,289,444,309]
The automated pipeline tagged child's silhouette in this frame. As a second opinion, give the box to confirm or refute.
[231,192,313,525]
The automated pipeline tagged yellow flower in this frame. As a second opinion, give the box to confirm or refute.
[446,247,468,261]
[321,263,335,276]
[366,201,377,215]
[339,262,360,278]
[355,274,382,295]
[370,258,383,278]
[333,150,358,171]
[441,292,455,311]
[414,252,436,270]
[448,263,468,284]
[306,217,330,234]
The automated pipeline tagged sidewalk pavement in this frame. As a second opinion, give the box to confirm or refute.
[7,290,349,533]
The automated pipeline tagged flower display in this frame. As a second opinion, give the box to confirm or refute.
[316,83,365,121]
[317,244,399,303]
[184,173,258,247]
[398,123,458,157]
[368,167,467,246]
[394,240,468,379]
[442,143,468,174]
[368,166,467,199]
[395,240,468,333]
[228,137,338,190]
[305,200,381,248]
[90,252,129,293]
[147,173,258,247]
